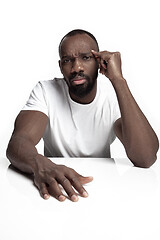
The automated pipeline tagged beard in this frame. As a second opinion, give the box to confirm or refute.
[67,70,98,98]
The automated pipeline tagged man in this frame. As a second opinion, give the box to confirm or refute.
[6,29,159,202]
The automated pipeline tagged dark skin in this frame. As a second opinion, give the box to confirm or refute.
[6,33,159,202]
[59,34,99,104]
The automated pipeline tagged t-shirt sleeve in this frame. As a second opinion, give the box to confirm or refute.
[22,81,48,116]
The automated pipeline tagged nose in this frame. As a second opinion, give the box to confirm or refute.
[71,58,84,73]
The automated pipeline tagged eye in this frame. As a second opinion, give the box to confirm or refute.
[82,56,92,61]
[63,59,71,63]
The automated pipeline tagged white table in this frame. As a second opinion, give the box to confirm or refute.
[0,157,160,240]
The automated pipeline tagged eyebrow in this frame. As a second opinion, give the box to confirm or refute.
[61,52,92,59]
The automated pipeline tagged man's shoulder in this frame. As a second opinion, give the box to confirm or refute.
[38,78,65,87]
[36,78,66,93]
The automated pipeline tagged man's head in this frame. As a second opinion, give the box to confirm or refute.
[59,29,99,101]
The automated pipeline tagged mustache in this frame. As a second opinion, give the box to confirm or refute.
[69,72,90,81]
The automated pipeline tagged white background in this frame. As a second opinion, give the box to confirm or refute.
[0,0,159,159]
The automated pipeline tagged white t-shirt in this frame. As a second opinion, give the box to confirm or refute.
[23,77,120,158]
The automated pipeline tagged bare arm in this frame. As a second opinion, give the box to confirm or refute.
[113,82,159,168]
[6,110,93,201]
[92,50,159,168]
[6,110,48,173]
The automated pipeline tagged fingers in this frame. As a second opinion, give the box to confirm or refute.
[49,174,93,202]
[92,50,123,80]
[70,177,89,197]
[57,176,79,202]
[57,174,93,201]
[91,50,101,58]
[48,179,66,202]
[91,49,111,59]
[36,176,92,202]
[66,174,89,198]
[35,178,66,202]
[39,182,50,200]
[34,164,93,202]
[91,50,108,74]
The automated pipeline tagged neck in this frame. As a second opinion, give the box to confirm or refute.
[69,81,97,104]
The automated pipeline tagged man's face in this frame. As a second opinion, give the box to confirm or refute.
[59,34,99,98]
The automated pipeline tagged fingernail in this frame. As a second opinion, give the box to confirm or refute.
[71,195,79,202]
[89,176,94,180]
[44,194,50,200]
[82,191,88,197]
[58,195,66,202]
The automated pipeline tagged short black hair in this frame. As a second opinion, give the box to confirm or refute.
[59,29,99,56]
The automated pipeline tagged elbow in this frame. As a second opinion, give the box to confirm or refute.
[127,151,157,168]
[6,138,16,164]
[134,155,157,168]
[6,143,12,162]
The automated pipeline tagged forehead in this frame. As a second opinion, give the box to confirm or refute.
[60,34,98,58]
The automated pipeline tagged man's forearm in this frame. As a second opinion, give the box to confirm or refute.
[6,134,39,174]
[6,134,93,202]
[113,78,159,166]
[91,50,159,167]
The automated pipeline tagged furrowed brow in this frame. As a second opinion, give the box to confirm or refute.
[61,52,92,59]
[61,55,69,59]
[80,52,92,56]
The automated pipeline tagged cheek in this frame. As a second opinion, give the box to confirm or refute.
[86,62,99,76]
[86,59,99,69]
[61,66,70,79]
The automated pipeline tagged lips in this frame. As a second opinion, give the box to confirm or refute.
[69,73,89,86]
[72,78,87,85]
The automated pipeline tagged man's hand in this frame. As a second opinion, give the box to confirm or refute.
[33,155,93,202]
[92,50,124,82]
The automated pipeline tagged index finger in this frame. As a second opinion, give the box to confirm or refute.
[67,175,90,198]
[92,50,112,60]
[91,50,101,58]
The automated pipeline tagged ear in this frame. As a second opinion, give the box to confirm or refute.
[58,60,62,73]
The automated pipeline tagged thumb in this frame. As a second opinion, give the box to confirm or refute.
[78,175,94,184]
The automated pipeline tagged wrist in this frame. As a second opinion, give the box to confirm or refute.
[110,76,126,87]
[32,153,44,174]
[32,154,56,175]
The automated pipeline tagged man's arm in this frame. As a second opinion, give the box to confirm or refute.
[92,50,159,168]
[6,110,93,201]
